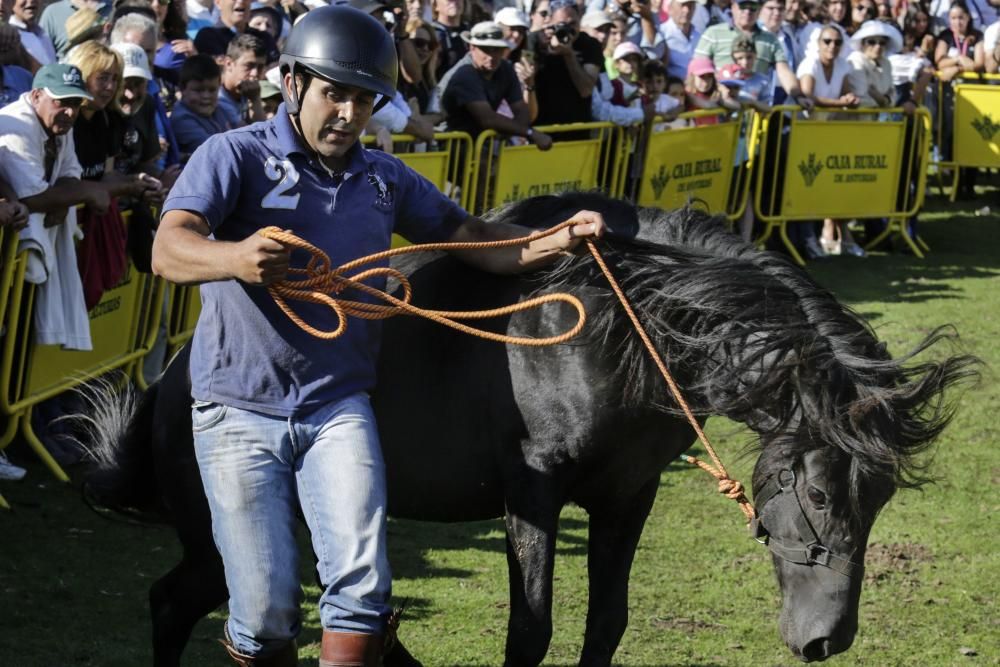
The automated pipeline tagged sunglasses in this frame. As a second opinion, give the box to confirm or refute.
[737,3,760,10]
[863,37,888,46]
[411,37,436,49]
[821,37,844,45]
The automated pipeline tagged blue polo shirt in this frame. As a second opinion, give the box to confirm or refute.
[162,105,468,416]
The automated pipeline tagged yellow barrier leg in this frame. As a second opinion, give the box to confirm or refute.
[0,491,9,510]
[864,223,895,253]
[20,405,70,483]
[895,218,925,258]
[0,412,20,449]
[777,222,806,267]
[754,220,776,249]
[916,235,931,252]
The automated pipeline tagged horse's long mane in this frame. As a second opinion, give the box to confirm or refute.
[535,205,978,498]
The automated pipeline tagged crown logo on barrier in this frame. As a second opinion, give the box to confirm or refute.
[798,153,823,187]
[650,165,671,199]
[971,114,1000,142]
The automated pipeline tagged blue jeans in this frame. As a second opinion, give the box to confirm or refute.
[192,392,391,657]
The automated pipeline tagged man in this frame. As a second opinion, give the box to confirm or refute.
[437,21,552,146]
[433,0,470,79]
[756,0,799,103]
[0,64,109,227]
[579,8,614,47]
[193,0,278,62]
[217,32,267,127]
[694,0,811,107]
[151,6,603,665]
[7,0,56,67]
[0,63,109,351]
[38,0,111,59]
[529,0,604,126]
[110,11,182,168]
[652,0,702,80]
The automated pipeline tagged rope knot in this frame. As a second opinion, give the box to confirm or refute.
[717,478,745,501]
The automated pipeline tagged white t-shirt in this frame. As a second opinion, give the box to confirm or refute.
[796,54,852,101]
[847,50,894,108]
[985,21,999,55]
[888,51,931,86]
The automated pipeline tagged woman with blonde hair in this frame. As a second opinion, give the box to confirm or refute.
[66,40,159,195]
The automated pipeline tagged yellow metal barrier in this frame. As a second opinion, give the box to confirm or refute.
[0,210,165,483]
[470,122,624,215]
[0,225,18,509]
[636,109,756,221]
[753,106,931,265]
[931,72,1000,199]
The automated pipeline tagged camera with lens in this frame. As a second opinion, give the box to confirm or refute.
[552,21,576,44]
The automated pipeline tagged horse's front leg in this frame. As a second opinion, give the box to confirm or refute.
[501,454,564,667]
[578,475,659,667]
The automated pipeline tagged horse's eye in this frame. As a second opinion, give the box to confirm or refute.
[806,487,827,507]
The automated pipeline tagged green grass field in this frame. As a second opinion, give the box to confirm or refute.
[1,195,997,666]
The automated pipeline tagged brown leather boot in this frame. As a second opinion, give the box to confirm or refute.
[221,626,298,666]
[319,630,382,666]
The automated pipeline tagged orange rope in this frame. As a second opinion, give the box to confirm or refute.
[583,240,756,522]
[258,222,587,346]
[260,224,753,521]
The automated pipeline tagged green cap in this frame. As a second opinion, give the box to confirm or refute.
[259,79,281,99]
[32,64,93,101]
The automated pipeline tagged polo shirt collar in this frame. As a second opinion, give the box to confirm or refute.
[274,104,371,175]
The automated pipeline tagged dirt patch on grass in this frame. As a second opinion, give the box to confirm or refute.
[865,542,933,586]
[650,616,725,631]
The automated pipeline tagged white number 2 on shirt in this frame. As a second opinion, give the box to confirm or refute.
[261,156,301,210]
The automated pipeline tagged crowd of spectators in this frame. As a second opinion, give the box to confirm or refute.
[0,0,997,478]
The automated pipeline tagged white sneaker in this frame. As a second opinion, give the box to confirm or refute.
[0,451,26,481]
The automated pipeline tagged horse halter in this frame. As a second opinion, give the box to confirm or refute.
[750,469,864,578]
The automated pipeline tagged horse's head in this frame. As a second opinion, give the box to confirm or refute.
[751,442,894,662]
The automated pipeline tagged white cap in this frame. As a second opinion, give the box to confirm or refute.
[580,10,613,29]
[494,6,530,27]
[111,42,152,80]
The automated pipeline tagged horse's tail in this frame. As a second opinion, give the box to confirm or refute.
[75,376,163,517]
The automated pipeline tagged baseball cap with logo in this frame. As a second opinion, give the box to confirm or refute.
[112,43,152,80]
[717,62,749,86]
[32,63,94,101]
[461,21,513,48]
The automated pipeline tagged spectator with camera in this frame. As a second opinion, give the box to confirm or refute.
[597,0,659,51]
[527,0,603,128]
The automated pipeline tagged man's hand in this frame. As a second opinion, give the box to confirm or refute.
[231,234,291,285]
[0,200,29,229]
[238,79,262,101]
[551,209,606,253]
[529,129,553,151]
[642,102,657,122]
[794,93,814,111]
[170,39,197,56]
[514,60,536,88]
[839,92,860,107]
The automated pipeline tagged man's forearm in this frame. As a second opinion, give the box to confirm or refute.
[564,51,596,98]
[20,178,95,213]
[447,217,570,274]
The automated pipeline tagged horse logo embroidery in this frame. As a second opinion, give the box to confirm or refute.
[971,114,1000,142]
[367,166,394,211]
[650,165,671,199]
[798,153,823,187]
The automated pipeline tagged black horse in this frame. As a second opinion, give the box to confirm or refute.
[82,194,976,666]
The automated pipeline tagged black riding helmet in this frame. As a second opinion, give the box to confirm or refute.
[278,5,398,114]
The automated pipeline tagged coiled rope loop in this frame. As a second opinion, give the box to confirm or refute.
[258,222,587,346]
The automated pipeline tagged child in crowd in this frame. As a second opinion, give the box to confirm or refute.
[637,60,683,130]
[610,41,644,105]
[725,36,773,112]
[170,54,234,157]
[685,56,723,125]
